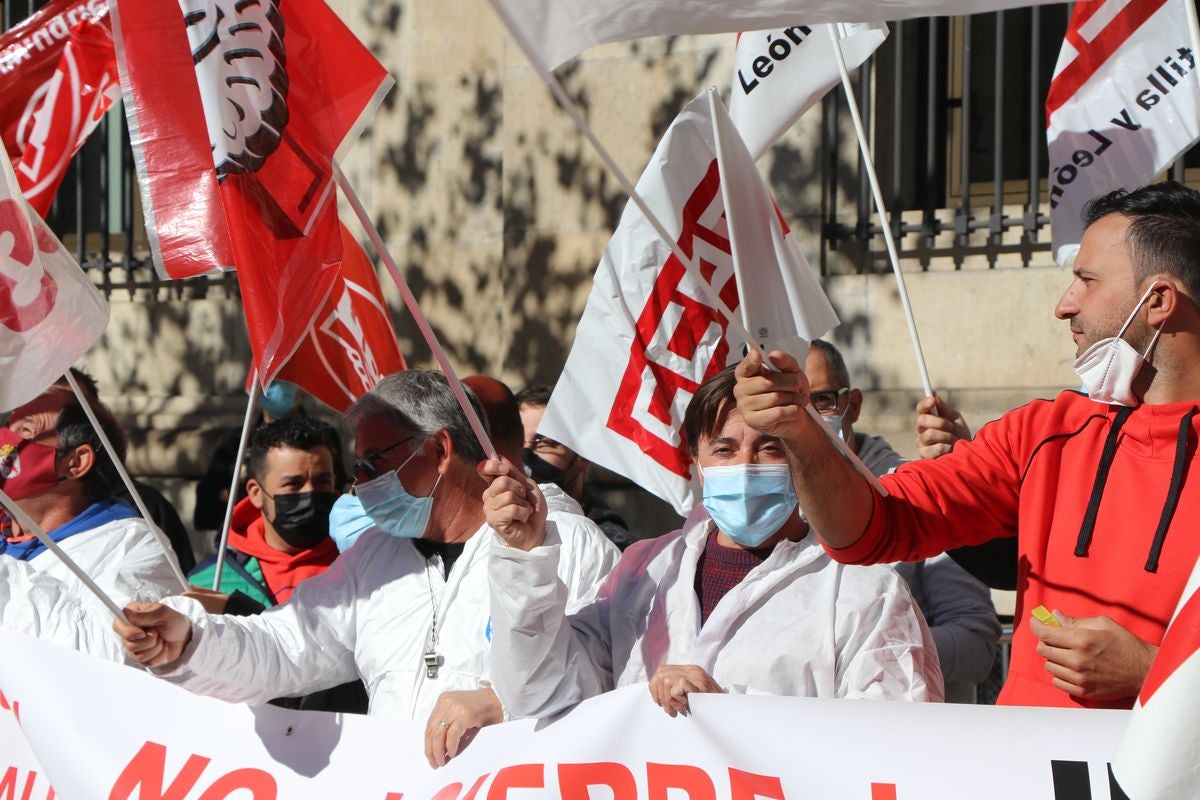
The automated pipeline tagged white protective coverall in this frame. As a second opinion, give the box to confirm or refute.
[489,505,944,719]
[158,485,620,720]
[0,515,183,661]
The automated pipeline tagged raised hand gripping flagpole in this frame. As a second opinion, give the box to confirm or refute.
[486,0,884,493]
[63,371,189,591]
[828,25,934,399]
[211,369,260,591]
[333,164,498,463]
[0,488,129,623]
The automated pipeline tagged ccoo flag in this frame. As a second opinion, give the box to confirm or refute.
[540,91,836,515]
[1046,0,1200,265]
[729,23,887,161]
[111,0,393,385]
[0,149,108,412]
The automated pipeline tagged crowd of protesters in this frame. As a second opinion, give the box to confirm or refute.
[1,181,1198,766]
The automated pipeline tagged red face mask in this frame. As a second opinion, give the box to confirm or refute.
[0,428,61,501]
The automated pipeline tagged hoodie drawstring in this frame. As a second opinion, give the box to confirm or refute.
[1145,407,1198,573]
[1075,407,1134,558]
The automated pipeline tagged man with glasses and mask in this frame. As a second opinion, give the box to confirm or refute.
[807,340,1000,704]
[517,385,633,549]
[113,370,619,767]
[735,181,1200,710]
[482,364,941,722]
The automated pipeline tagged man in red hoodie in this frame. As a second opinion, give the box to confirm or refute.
[188,416,341,611]
[734,181,1200,710]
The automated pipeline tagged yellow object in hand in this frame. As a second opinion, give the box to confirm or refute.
[1032,606,1060,627]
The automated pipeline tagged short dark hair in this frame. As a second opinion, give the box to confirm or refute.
[54,399,128,504]
[53,367,99,398]
[248,416,339,483]
[1084,181,1200,298]
[682,365,739,456]
[515,384,554,408]
[808,340,852,388]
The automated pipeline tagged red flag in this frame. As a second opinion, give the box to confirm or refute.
[0,1,119,216]
[275,223,407,412]
[111,0,393,384]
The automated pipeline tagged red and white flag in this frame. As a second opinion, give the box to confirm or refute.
[1046,0,1200,265]
[493,0,1066,71]
[0,148,108,412]
[1111,556,1200,799]
[0,1,120,217]
[111,0,393,385]
[540,91,836,515]
[274,223,406,413]
[729,23,887,161]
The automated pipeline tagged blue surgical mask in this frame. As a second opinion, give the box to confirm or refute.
[700,463,798,548]
[261,381,300,418]
[819,412,846,442]
[329,493,374,552]
[355,446,441,540]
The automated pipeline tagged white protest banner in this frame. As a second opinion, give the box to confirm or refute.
[1047,0,1200,265]
[729,23,887,161]
[0,628,1134,799]
[1112,557,1200,799]
[0,145,108,412]
[493,0,1070,71]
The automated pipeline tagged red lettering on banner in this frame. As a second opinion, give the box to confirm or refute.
[383,795,404,800]
[607,160,737,479]
[647,763,716,800]
[870,784,898,800]
[0,689,19,722]
[0,767,54,800]
[108,742,276,800]
[485,765,543,800]
[558,763,637,800]
[728,768,785,800]
[429,773,488,800]
[0,199,58,333]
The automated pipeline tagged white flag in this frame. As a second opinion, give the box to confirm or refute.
[0,153,108,412]
[729,23,888,161]
[1111,556,1200,800]
[710,89,839,360]
[1047,0,1200,265]
[494,0,1070,71]
[541,91,836,516]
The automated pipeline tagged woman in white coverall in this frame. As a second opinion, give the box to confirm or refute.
[482,365,943,720]
[114,372,619,766]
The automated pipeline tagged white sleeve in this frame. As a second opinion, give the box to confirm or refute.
[548,511,621,613]
[488,522,617,719]
[95,522,187,605]
[914,554,1001,686]
[0,558,129,663]
[834,566,945,702]
[155,549,362,704]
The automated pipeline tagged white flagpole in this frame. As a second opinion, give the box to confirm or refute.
[0,487,129,622]
[63,372,189,591]
[828,25,934,399]
[211,370,260,591]
[333,165,500,462]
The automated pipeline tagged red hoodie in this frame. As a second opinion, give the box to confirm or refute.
[227,496,339,604]
[829,391,1200,709]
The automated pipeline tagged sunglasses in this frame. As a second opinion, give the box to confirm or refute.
[352,435,418,482]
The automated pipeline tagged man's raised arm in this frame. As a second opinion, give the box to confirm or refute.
[733,348,875,550]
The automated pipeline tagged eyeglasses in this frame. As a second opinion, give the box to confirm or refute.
[810,388,850,416]
[525,433,569,454]
[352,435,417,482]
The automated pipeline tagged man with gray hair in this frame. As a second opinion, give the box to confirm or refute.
[114,371,620,766]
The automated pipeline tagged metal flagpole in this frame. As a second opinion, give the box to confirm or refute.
[828,25,935,398]
[211,369,260,591]
[0,487,129,622]
[63,371,189,591]
[333,165,499,462]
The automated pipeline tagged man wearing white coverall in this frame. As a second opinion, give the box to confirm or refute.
[482,365,942,719]
[115,372,620,765]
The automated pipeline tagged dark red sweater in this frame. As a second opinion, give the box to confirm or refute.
[829,391,1200,709]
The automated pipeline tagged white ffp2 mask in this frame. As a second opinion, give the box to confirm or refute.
[1072,283,1164,407]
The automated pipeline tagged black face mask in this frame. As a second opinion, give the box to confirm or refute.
[522,448,575,488]
[266,491,338,551]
